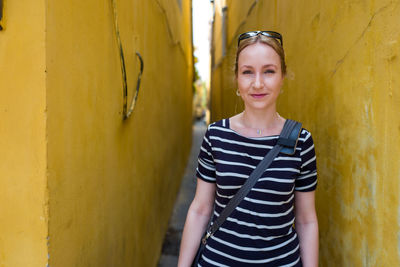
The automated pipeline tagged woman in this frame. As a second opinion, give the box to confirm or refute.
[178,31,318,267]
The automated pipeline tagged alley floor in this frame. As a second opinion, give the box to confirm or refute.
[157,120,207,267]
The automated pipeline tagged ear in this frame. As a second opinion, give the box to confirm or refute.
[280,70,286,81]
[279,73,285,89]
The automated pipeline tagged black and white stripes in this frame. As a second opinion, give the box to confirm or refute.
[195,119,317,266]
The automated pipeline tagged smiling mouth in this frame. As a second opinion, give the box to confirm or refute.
[250,93,267,98]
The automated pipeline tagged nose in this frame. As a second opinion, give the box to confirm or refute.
[253,73,264,89]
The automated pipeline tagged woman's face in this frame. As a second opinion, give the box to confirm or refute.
[237,42,284,111]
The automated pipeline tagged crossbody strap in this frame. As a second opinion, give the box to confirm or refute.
[202,119,302,243]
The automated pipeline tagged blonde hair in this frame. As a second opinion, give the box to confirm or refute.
[235,34,286,76]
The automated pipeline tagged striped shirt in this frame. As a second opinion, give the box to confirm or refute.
[196,118,317,267]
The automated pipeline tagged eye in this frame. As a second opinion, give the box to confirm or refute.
[264,69,275,74]
[242,70,252,75]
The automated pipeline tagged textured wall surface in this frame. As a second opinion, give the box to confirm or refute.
[0,1,48,266]
[211,0,400,266]
[46,0,193,266]
[0,0,192,266]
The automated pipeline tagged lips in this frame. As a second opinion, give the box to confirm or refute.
[250,93,267,99]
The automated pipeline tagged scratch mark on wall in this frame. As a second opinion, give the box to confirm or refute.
[213,0,260,70]
[331,1,396,77]
[153,0,188,64]
[230,0,259,49]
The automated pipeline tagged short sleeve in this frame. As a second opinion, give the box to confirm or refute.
[295,129,317,191]
[196,126,216,183]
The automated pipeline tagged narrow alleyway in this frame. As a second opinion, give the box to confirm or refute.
[158,120,207,267]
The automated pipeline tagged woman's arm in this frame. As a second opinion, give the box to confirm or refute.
[177,178,216,267]
[294,191,319,267]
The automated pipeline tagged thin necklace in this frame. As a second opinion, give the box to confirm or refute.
[241,112,281,135]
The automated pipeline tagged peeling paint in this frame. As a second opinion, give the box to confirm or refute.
[398,175,400,260]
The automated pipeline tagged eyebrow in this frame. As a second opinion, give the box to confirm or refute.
[262,64,277,68]
[240,64,277,69]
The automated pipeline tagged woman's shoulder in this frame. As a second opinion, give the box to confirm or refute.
[283,119,314,146]
[297,126,315,148]
[206,118,229,130]
[210,114,246,130]
[297,126,312,139]
[203,118,233,139]
[285,119,312,136]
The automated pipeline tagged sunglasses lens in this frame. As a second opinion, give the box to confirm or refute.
[238,31,283,46]
[261,32,282,45]
[239,32,256,41]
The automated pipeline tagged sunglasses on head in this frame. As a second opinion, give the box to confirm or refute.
[237,31,283,47]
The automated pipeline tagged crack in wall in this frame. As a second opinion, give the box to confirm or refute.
[154,0,188,65]
[331,1,398,76]
[230,0,258,48]
[213,0,259,69]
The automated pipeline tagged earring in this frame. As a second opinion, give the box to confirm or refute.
[236,89,240,96]
[280,89,284,95]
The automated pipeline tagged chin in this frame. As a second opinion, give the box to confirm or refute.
[248,103,272,110]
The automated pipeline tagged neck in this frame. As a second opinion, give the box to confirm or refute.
[241,106,279,130]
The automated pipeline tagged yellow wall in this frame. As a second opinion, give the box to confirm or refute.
[0,1,48,266]
[46,0,193,266]
[0,0,192,266]
[211,0,400,266]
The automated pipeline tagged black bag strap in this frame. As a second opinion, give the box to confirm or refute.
[202,119,302,242]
